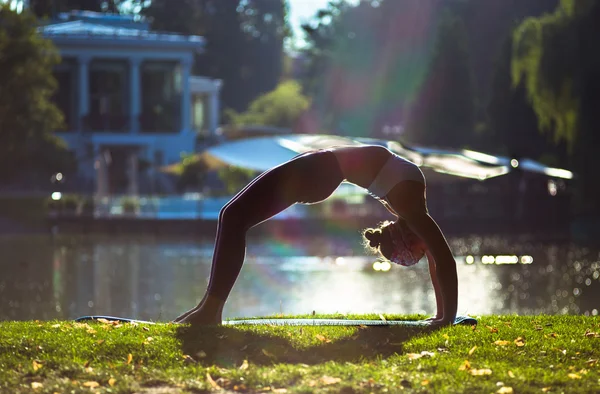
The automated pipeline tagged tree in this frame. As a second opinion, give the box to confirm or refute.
[29,0,122,18]
[405,8,475,149]
[486,35,566,161]
[512,0,600,215]
[0,7,75,182]
[140,0,290,114]
[226,80,310,128]
[299,0,439,137]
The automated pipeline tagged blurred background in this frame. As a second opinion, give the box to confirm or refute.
[0,0,598,322]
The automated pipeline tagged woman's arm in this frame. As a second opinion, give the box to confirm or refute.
[425,250,444,320]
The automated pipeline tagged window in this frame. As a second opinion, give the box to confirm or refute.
[88,59,129,132]
[140,61,182,132]
[192,94,207,136]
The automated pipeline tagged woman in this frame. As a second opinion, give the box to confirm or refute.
[174,144,458,326]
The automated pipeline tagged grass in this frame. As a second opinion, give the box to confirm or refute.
[1,314,599,393]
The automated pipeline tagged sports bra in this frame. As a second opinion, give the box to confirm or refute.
[366,153,425,199]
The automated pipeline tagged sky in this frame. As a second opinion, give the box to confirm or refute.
[287,0,359,48]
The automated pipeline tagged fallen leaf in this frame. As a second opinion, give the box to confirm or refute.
[321,376,341,385]
[546,333,559,338]
[83,381,100,388]
[31,382,43,389]
[471,324,477,331]
[458,360,471,371]
[584,329,600,338]
[315,334,331,343]
[494,340,510,346]
[568,373,581,379]
[421,380,430,386]
[507,371,515,378]
[272,389,287,393]
[262,349,276,358]
[534,325,543,331]
[96,339,105,345]
[182,355,196,364]
[97,318,111,324]
[586,359,598,366]
[468,346,477,356]
[514,337,526,347]
[486,325,499,333]
[126,354,133,365]
[51,324,60,328]
[239,360,249,370]
[497,387,513,393]
[470,368,492,376]
[87,328,97,334]
[407,351,435,360]
[206,372,221,390]
[108,378,116,387]
[143,327,150,331]
[32,360,42,371]
[541,388,551,392]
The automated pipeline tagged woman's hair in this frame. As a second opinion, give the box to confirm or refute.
[362,220,396,261]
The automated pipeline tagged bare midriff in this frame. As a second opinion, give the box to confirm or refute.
[328,145,390,189]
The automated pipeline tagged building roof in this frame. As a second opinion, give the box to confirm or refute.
[38,11,205,51]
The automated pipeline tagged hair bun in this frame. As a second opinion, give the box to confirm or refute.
[364,229,383,248]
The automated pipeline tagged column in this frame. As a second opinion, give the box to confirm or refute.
[128,151,138,197]
[130,58,142,134]
[95,147,109,200]
[180,58,192,134]
[209,90,220,135]
[78,55,91,132]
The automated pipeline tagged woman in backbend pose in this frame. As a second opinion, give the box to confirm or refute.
[174,145,458,326]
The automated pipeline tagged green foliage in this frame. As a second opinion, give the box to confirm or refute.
[0,7,75,181]
[226,80,310,128]
[511,1,580,148]
[217,166,257,195]
[176,153,209,192]
[0,315,599,392]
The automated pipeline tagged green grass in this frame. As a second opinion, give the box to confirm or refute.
[1,314,599,393]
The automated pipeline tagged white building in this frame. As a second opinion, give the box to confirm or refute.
[39,10,222,196]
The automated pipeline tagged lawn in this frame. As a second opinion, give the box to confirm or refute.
[1,314,599,393]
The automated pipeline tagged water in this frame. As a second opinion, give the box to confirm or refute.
[0,234,599,322]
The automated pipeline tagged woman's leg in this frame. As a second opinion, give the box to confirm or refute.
[176,152,343,325]
[386,181,458,324]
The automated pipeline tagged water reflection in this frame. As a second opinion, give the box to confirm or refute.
[0,235,598,322]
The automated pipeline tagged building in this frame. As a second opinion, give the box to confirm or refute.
[39,10,222,196]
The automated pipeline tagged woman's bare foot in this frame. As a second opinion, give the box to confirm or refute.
[173,307,198,323]
[174,294,224,325]
[178,308,222,325]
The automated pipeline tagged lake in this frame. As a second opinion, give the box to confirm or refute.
[0,234,598,322]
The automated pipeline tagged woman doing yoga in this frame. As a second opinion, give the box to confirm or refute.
[174,144,458,326]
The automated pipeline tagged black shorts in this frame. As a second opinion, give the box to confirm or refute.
[283,150,344,204]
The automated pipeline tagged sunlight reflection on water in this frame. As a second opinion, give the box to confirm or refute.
[0,235,598,321]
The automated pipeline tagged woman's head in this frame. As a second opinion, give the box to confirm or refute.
[362,220,426,266]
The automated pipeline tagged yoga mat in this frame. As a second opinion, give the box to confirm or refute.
[75,315,156,324]
[75,315,477,327]
[223,315,477,326]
